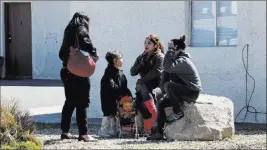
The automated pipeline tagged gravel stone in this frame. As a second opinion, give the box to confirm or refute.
[35,124,266,149]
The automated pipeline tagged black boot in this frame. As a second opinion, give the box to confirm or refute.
[146,126,164,141]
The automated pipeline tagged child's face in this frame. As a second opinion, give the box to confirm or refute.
[114,55,123,68]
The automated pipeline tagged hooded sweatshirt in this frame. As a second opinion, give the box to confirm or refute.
[160,50,202,93]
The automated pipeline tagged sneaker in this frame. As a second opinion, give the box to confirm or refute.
[166,112,184,123]
[108,116,117,137]
[60,133,75,140]
[98,116,112,138]
[139,132,150,137]
[98,128,111,138]
[78,135,97,142]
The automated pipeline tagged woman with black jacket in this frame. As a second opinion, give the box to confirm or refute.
[130,34,164,136]
[98,51,132,138]
[59,12,98,142]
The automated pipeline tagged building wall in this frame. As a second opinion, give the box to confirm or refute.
[1,1,266,123]
[31,1,71,79]
[0,1,6,77]
[188,1,266,123]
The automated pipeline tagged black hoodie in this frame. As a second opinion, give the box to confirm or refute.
[100,64,132,116]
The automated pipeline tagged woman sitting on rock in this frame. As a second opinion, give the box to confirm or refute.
[130,34,165,136]
[147,35,202,141]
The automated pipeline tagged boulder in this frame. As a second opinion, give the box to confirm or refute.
[164,94,235,141]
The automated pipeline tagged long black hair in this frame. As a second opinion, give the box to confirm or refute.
[59,12,91,62]
[64,12,90,33]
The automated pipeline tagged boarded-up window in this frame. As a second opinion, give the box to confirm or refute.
[191,1,238,47]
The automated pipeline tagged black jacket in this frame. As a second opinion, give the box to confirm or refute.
[59,25,97,67]
[130,50,164,89]
[100,64,132,116]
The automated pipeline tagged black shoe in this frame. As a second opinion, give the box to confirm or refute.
[166,112,184,123]
[146,132,164,141]
[78,135,97,142]
[61,133,74,140]
[139,132,150,137]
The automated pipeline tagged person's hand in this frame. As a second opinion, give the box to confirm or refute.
[91,55,99,63]
[152,87,163,101]
[139,55,145,67]
[135,79,142,91]
[168,41,181,57]
[136,83,141,91]
[168,41,175,51]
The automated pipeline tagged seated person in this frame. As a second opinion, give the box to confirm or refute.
[130,34,165,136]
[98,51,132,138]
[147,35,203,141]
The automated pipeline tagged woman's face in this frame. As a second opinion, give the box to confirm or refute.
[114,55,123,68]
[144,38,157,53]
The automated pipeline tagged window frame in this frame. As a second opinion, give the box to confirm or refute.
[186,1,238,47]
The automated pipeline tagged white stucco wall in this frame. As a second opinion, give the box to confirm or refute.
[32,1,71,79]
[2,1,265,123]
[188,1,266,124]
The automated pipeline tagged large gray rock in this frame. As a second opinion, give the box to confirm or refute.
[164,94,235,141]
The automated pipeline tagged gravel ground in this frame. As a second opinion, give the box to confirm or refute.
[35,123,266,149]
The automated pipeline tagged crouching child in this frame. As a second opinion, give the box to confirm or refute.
[98,51,132,138]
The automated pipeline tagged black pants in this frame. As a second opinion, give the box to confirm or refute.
[60,68,90,135]
[156,82,199,134]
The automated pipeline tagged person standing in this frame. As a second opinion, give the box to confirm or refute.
[59,12,99,142]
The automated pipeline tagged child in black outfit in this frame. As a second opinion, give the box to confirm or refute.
[98,51,132,138]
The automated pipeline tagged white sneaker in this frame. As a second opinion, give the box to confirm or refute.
[98,116,112,138]
[108,116,117,137]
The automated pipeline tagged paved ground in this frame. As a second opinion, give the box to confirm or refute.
[1,79,66,115]
[0,79,103,119]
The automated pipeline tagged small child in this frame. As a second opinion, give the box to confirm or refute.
[98,51,132,138]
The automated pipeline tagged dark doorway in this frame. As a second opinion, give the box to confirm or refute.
[4,3,32,79]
